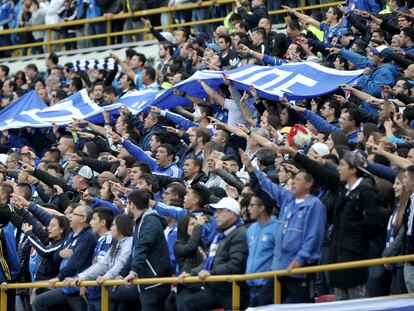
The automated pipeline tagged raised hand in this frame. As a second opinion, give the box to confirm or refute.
[239,148,254,172]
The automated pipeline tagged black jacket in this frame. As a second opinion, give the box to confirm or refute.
[292,154,383,288]
[174,224,206,290]
[330,178,383,288]
[130,210,171,289]
[192,221,249,292]
[237,5,268,27]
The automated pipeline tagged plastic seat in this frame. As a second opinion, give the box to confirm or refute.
[314,294,337,303]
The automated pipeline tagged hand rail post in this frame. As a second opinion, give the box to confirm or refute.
[274,275,281,304]
[232,280,240,310]
[0,289,7,311]
[101,285,109,311]
[106,18,112,46]
[47,29,52,53]
[167,9,173,33]
[301,0,306,12]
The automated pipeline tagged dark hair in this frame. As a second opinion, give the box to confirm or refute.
[52,215,70,239]
[160,41,174,56]
[256,147,277,167]
[25,63,38,72]
[288,20,301,31]
[402,27,414,43]
[372,29,386,39]
[191,184,211,208]
[167,182,187,200]
[128,189,151,210]
[177,215,196,241]
[49,52,59,65]
[222,154,237,162]
[218,34,231,45]
[326,99,341,118]
[0,204,11,227]
[252,27,267,40]
[144,66,156,82]
[16,183,32,201]
[104,86,117,96]
[229,13,242,23]
[193,127,211,145]
[110,214,134,255]
[185,156,202,170]
[252,195,273,215]
[93,207,115,230]
[158,143,175,158]
[138,173,159,192]
[132,161,152,174]
[237,21,251,32]
[71,77,83,92]
[0,65,9,76]
[136,52,146,65]
[331,6,343,19]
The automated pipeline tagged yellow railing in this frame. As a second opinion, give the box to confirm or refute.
[0,0,345,54]
[1,254,413,310]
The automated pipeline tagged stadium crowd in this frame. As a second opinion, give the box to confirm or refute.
[1,0,414,310]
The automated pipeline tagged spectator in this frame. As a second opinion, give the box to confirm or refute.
[123,189,171,310]
[180,197,250,310]
[32,204,97,311]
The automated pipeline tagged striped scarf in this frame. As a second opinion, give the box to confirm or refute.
[203,219,243,271]
[0,229,11,281]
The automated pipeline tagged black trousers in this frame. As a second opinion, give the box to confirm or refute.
[184,287,249,311]
[259,276,311,305]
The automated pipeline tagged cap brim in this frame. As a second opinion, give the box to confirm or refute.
[210,203,225,209]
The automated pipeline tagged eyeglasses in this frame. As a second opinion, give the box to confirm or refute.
[73,213,85,218]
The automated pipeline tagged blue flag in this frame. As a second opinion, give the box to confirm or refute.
[31,89,103,126]
[0,91,48,130]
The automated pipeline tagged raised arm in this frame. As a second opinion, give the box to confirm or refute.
[282,5,321,29]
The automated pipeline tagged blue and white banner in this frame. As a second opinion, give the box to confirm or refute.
[0,91,48,130]
[248,296,414,311]
[104,89,166,114]
[0,63,363,130]
[19,89,103,128]
[225,62,362,100]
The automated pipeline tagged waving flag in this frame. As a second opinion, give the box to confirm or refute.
[104,89,165,114]
[225,63,363,100]
[0,91,48,130]
[22,89,103,126]
[0,63,363,130]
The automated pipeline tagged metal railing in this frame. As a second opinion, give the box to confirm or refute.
[0,254,413,310]
[0,0,345,54]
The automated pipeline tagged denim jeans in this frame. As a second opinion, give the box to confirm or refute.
[32,289,87,311]
[404,263,414,293]
[88,298,101,311]
[366,265,392,297]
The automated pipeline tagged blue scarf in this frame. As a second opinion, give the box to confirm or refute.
[203,219,243,271]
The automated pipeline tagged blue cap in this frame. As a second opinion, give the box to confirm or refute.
[206,43,220,54]
[370,45,391,59]
[337,28,351,38]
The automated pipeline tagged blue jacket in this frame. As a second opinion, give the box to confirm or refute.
[0,223,20,282]
[343,0,380,26]
[164,111,198,131]
[303,109,359,143]
[246,217,279,287]
[91,198,121,215]
[154,202,217,247]
[85,232,112,300]
[340,48,398,97]
[56,227,97,294]
[0,0,12,26]
[122,139,182,178]
[86,0,101,18]
[262,54,287,66]
[255,169,326,278]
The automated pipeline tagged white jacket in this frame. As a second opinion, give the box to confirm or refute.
[39,0,64,25]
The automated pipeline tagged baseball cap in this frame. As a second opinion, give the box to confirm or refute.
[210,197,240,215]
[69,165,93,180]
[206,43,220,54]
[370,45,390,58]
[342,150,370,176]
[310,142,329,156]
[337,28,351,39]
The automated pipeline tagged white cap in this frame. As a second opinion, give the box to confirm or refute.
[311,142,330,156]
[210,197,240,215]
